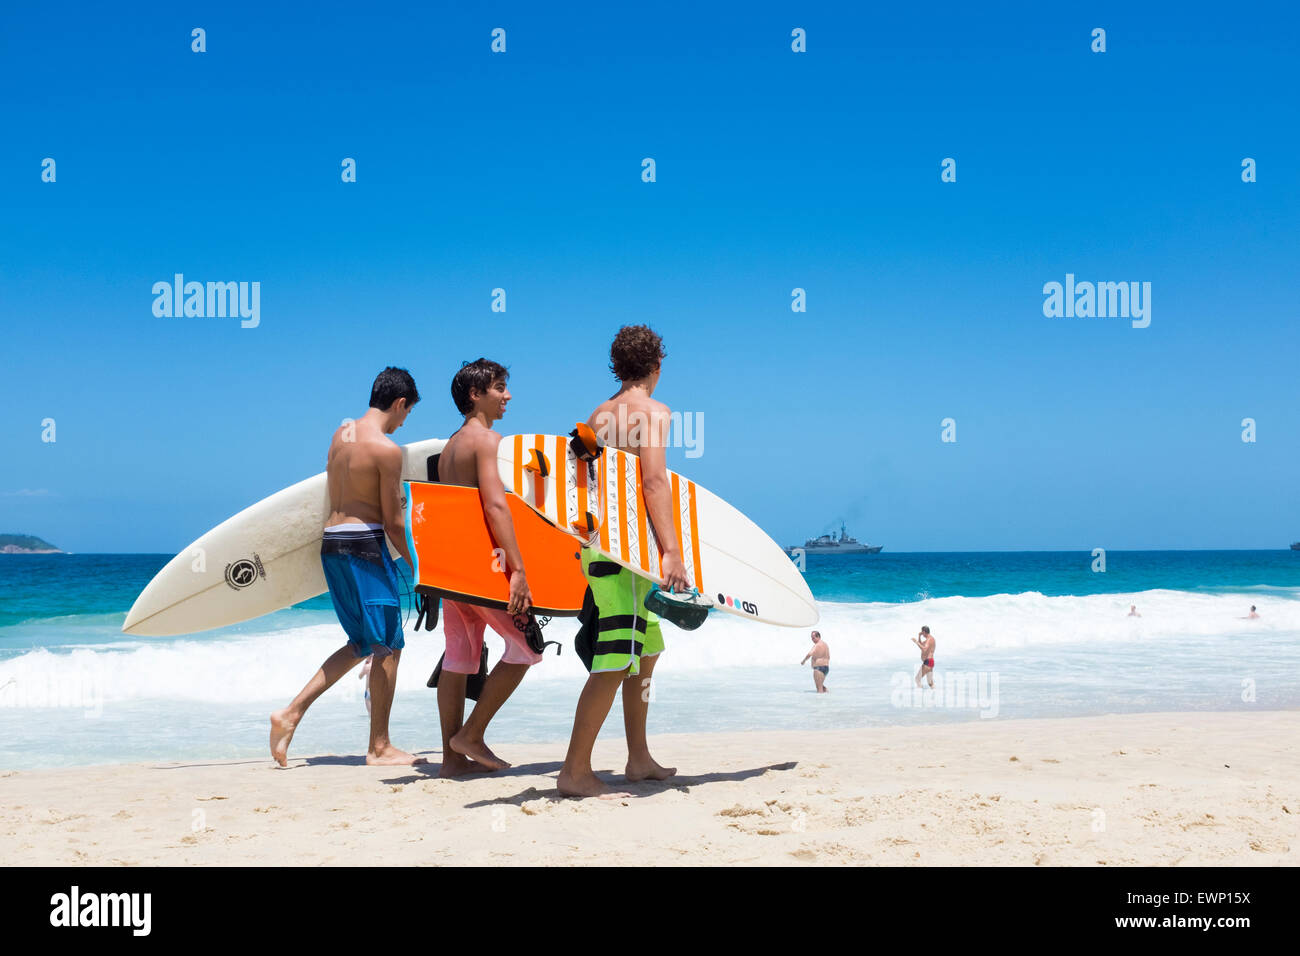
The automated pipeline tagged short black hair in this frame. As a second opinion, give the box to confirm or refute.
[451,358,508,414]
[921,626,930,634]
[369,367,420,410]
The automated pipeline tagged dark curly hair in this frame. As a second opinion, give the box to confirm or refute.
[609,325,665,382]
[451,358,508,414]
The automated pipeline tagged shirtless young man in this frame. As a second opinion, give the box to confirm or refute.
[557,325,691,798]
[912,625,936,689]
[800,631,830,693]
[270,367,423,767]
[433,359,544,777]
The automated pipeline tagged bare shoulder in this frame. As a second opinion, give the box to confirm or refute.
[645,396,671,418]
[470,426,503,454]
[588,397,617,425]
[372,436,402,468]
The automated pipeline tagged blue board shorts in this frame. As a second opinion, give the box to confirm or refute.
[321,524,404,658]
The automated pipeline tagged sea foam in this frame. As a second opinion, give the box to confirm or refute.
[0,588,1293,706]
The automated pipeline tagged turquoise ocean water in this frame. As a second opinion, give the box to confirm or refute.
[1,550,1298,769]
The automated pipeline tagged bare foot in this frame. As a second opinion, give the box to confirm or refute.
[625,757,677,783]
[365,745,428,766]
[269,709,298,767]
[557,767,631,800]
[439,753,493,778]
[449,730,510,770]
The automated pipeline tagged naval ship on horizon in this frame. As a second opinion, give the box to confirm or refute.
[787,522,882,555]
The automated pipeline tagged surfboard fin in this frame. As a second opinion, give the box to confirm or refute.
[569,510,600,546]
[523,448,551,477]
[568,422,604,461]
[414,588,441,630]
[427,645,489,700]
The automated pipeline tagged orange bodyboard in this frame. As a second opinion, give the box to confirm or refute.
[404,480,585,616]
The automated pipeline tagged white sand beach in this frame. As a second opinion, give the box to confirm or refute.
[1,711,1294,866]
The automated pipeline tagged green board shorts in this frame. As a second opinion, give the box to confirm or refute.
[578,548,665,676]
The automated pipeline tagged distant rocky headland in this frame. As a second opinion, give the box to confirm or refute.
[0,533,63,554]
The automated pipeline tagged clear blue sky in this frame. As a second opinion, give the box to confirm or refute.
[2,1,1297,553]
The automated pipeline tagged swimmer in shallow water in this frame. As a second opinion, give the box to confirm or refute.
[800,630,830,693]
[912,626,936,689]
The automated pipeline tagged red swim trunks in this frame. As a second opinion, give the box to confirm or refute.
[923,658,935,668]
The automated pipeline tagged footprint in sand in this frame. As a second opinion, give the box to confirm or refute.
[719,801,809,836]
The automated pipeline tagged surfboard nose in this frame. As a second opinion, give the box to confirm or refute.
[120,546,206,636]
[121,579,167,634]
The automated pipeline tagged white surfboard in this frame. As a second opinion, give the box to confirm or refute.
[122,438,447,636]
[499,433,818,627]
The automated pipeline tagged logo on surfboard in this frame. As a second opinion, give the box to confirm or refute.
[225,554,266,591]
[718,593,758,616]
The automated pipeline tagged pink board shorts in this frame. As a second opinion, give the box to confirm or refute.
[442,599,544,673]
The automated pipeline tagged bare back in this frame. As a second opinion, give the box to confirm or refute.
[438,421,501,489]
[588,389,669,457]
[587,378,688,592]
[325,420,397,527]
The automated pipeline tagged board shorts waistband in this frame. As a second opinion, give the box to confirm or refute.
[325,521,384,533]
[322,526,388,566]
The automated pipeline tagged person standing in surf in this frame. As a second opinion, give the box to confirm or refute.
[912,626,936,689]
[432,359,545,777]
[558,325,691,799]
[270,367,424,767]
[800,630,830,692]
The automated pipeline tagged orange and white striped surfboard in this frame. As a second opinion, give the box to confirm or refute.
[497,433,817,628]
